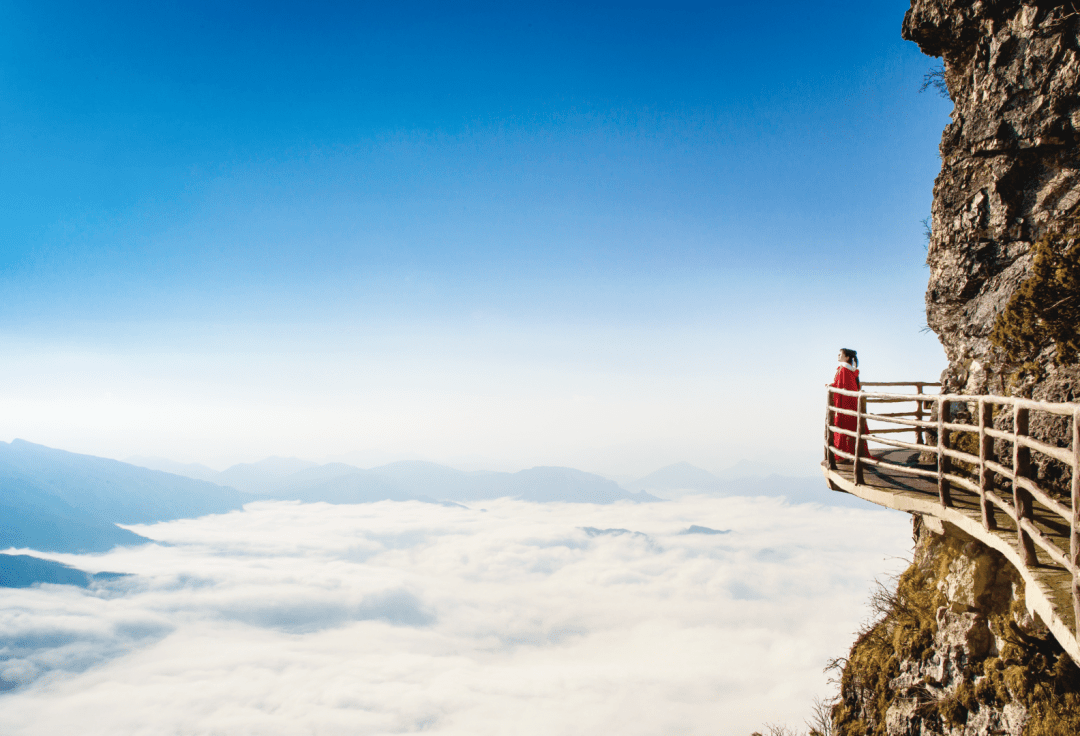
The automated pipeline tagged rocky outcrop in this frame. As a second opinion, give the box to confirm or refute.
[832,518,1080,736]
[824,6,1080,735]
[902,0,1080,410]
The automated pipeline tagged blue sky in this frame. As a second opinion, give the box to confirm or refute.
[0,0,952,474]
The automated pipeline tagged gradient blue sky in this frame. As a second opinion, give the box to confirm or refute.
[0,0,951,475]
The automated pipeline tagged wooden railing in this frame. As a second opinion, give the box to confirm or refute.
[824,381,1080,636]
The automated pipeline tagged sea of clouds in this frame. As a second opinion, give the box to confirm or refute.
[0,495,913,735]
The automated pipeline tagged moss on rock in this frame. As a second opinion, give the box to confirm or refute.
[991,217,1080,372]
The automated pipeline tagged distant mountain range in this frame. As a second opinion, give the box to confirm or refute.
[2,440,867,586]
[1,440,659,562]
[131,454,660,505]
[132,454,862,508]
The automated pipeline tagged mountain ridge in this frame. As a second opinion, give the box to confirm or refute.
[4,441,663,557]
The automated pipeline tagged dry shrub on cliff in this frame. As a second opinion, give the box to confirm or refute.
[991,217,1080,371]
[919,64,950,99]
[749,726,800,736]
[806,697,833,736]
[749,721,830,736]
[831,561,943,736]
[749,695,834,736]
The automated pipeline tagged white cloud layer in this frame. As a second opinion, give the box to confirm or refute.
[0,496,912,735]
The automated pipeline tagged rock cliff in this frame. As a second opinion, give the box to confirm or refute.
[904,0,1080,408]
[826,4,1080,735]
[832,518,1080,736]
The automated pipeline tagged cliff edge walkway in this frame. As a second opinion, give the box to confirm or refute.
[821,382,1080,666]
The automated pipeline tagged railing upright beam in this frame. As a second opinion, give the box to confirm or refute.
[916,384,925,446]
[1013,405,1038,566]
[938,397,952,508]
[1072,410,1080,634]
[979,399,997,530]
[853,394,866,486]
[824,389,837,470]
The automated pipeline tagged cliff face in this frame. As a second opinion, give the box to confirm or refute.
[826,5,1080,735]
[832,519,1080,736]
[903,0,1080,406]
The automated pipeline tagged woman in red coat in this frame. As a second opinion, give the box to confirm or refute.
[830,348,873,460]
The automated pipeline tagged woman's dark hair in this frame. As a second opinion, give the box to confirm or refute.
[840,348,858,367]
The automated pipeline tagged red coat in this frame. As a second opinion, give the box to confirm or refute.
[830,364,872,459]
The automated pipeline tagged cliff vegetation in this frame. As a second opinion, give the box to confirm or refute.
[832,522,1080,736]
[990,215,1080,378]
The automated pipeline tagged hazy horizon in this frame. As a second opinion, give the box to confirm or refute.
[121,447,802,481]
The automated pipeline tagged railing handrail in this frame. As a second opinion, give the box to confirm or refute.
[824,382,1080,649]
[831,385,1079,416]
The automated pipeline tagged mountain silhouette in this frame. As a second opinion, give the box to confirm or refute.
[133,455,658,505]
[124,456,222,483]
[0,439,247,553]
[215,456,320,494]
[0,553,126,588]
[6,442,660,557]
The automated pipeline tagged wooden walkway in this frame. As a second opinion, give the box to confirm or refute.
[823,383,1080,666]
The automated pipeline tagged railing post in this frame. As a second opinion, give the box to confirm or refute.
[979,399,996,530]
[916,384,925,446]
[1013,405,1037,566]
[853,393,866,486]
[825,389,837,470]
[938,397,952,508]
[1072,410,1079,636]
